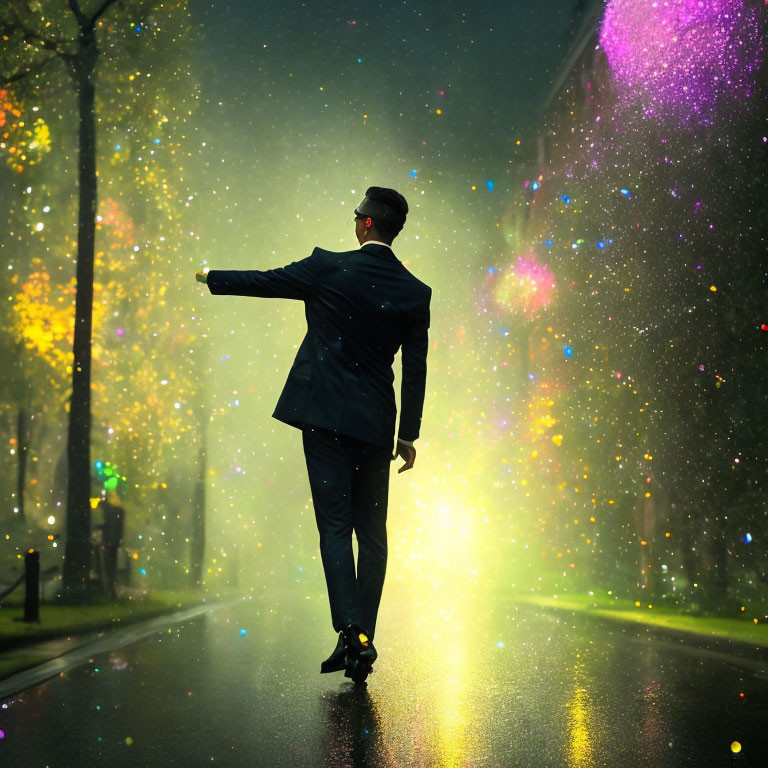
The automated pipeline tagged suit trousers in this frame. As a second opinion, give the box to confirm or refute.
[302,425,391,640]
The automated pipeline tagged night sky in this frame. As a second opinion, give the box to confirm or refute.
[191,0,579,258]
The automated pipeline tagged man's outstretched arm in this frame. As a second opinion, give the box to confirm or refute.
[195,248,323,301]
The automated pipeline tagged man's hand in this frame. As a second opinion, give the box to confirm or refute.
[195,270,208,284]
[392,441,416,473]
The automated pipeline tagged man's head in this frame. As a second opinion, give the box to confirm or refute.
[354,186,408,246]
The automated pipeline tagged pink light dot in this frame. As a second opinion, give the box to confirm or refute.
[116,328,124,336]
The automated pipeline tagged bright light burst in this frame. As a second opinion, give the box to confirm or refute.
[492,254,556,320]
[599,0,763,124]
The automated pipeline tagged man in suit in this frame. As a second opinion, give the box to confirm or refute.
[195,186,431,682]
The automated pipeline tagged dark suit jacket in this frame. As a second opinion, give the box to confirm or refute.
[206,242,431,455]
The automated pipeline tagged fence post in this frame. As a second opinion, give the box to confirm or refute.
[24,549,40,623]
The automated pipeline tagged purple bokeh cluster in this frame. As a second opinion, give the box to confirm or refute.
[599,0,763,124]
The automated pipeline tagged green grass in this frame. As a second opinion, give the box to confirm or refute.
[0,587,241,680]
[0,652,47,681]
[514,590,768,647]
[0,588,227,648]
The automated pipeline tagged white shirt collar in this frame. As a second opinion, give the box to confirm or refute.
[360,240,393,250]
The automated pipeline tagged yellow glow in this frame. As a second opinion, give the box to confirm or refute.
[565,663,596,767]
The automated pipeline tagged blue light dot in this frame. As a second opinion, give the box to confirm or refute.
[115,144,121,151]
[562,194,570,204]
[139,568,146,575]
[597,241,605,249]
[496,641,505,648]
[409,169,418,178]
[486,180,494,191]
[240,629,247,636]
[153,138,160,144]
[357,58,362,63]
[564,346,573,358]
[743,532,752,543]
[620,188,631,197]
[532,182,539,191]
[488,267,496,274]
[545,240,553,247]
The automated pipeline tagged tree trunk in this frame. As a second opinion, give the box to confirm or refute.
[638,493,657,597]
[16,407,29,521]
[189,416,207,589]
[62,27,98,601]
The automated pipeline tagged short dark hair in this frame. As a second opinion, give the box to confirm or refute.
[365,186,408,240]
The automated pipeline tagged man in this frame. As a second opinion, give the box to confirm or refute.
[195,186,431,684]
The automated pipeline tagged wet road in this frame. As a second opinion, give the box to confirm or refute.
[1,587,767,767]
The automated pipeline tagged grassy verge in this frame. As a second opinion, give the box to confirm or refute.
[0,587,241,681]
[514,590,768,647]
[0,652,45,682]
[0,587,237,651]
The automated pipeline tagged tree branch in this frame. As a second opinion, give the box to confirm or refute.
[90,0,122,26]
[8,0,64,48]
[2,52,64,87]
[21,32,68,55]
[67,0,89,29]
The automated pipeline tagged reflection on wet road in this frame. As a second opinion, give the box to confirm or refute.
[1,588,766,767]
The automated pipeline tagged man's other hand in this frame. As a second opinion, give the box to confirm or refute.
[195,270,208,284]
[392,441,416,473]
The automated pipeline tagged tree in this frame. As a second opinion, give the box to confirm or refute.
[1,0,195,600]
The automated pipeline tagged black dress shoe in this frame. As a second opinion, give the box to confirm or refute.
[320,631,347,673]
[341,623,377,684]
